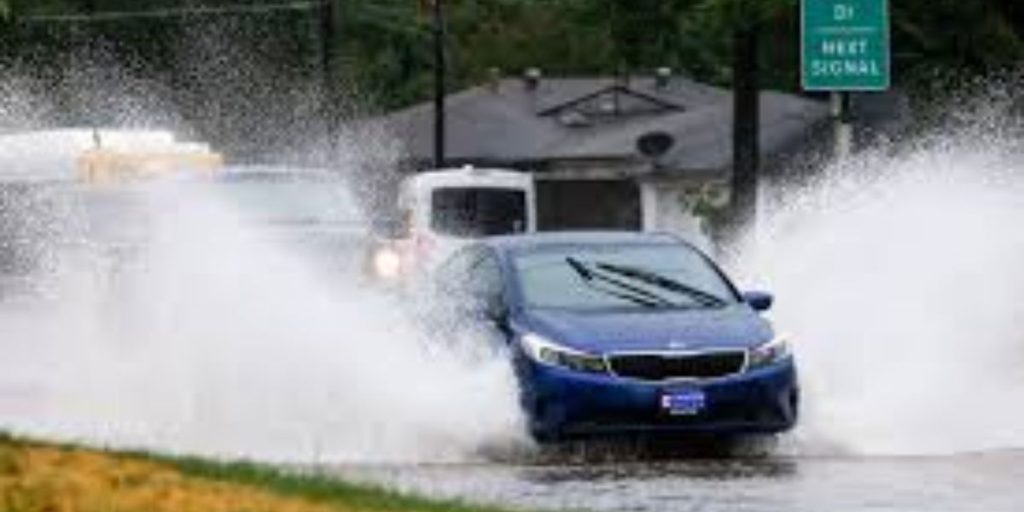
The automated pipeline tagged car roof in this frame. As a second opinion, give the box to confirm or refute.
[482,231,685,253]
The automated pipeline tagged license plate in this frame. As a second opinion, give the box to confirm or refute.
[661,388,706,416]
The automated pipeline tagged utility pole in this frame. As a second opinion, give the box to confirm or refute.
[431,0,446,170]
[319,0,338,167]
[729,23,760,238]
[80,0,98,131]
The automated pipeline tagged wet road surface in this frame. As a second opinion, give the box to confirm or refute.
[331,452,1024,512]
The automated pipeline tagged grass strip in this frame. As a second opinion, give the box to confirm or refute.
[0,432,521,512]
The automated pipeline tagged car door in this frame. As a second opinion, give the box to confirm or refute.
[465,249,507,322]
[429,245,508,358]
[423,243,487,339]
[460,247,510,355]
[430,244,483,312]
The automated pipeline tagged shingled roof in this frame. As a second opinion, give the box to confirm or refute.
[378,75,829,175]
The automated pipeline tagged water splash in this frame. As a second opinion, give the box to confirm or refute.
[0,42,529,462]
[0,177,526,463]
[743,100,1024,456]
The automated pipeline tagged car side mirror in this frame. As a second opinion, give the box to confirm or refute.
[742,291,773,312]
[482,294,508,322]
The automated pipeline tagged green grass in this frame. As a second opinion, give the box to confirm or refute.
[0,432,521,512]
[139,453,512,512]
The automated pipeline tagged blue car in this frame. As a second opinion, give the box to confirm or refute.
[429,232,798,442]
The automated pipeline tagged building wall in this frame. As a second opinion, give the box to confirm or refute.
[640,180,714,253]
[534,159,716,253]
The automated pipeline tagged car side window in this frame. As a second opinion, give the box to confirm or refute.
[434,246,484,295]
[466,251,503,303]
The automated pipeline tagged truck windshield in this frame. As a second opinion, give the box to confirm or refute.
[431,187,526,238]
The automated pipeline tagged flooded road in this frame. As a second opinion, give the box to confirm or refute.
[3,116,1024,511]
[333,452,1024,512]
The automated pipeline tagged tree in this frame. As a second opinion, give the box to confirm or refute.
[688,0,793,241]
[2,0,1021,110]
[894,0,1023,86]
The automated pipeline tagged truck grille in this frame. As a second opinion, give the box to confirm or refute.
[607,351,746,381]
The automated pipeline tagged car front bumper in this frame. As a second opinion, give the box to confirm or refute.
[516,356,799,441]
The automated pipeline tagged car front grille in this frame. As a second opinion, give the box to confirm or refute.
[607,350,746,381]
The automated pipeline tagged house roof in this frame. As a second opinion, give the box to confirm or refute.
[377,75,829,175]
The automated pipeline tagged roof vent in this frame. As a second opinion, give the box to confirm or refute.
[637,131,676,159]
[523,67,542,90]
[655,67,672,89]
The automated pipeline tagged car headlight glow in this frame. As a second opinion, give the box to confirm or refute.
[372,247,402,280]
[520,333,608,374]
[747,334,791,370]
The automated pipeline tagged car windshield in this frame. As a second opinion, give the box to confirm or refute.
[431,187,527,238]
[514,243,737,311]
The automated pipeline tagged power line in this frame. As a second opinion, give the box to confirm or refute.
[18,1,321,24]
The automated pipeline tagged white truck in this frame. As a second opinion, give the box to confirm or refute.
[368,166,536,282]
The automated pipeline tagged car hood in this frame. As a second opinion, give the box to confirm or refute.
[516,305,774,354]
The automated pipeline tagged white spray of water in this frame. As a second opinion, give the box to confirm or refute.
[743,115,1024,456]
[0,50,528,464]
[7,49,1024,462]
[0,168,525,465]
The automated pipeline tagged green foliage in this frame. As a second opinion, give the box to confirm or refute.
[1,0,1021,110]
[694,0,795,31]
[894,0,1024,83]
[347,0,1021,108]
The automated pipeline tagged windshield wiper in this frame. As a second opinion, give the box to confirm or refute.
[593,262,728,308]
[566,257,675,308]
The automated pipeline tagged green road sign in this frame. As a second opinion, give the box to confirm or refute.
[802,0,890,91]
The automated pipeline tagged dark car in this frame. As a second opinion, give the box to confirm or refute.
[429,231,798,442]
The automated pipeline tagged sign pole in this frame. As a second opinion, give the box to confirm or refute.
[831,91,853,159]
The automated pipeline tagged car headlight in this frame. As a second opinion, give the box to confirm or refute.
[747,334,792,370]
[372,247,402,280]
[520,333,608,374]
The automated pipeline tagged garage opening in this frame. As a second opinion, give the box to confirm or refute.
[536,179,641,231]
